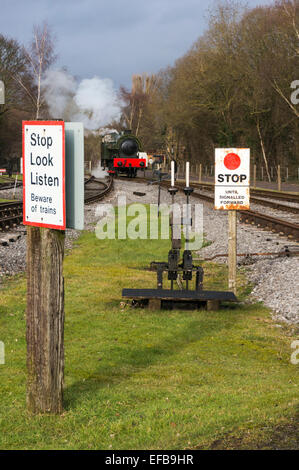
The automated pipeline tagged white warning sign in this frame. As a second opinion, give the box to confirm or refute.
[23,121,65,229]
[215,148,250,210]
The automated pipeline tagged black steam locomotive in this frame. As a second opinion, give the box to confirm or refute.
[101,130,147,177]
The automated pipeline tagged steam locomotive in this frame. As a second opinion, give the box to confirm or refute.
[101,130,147,177]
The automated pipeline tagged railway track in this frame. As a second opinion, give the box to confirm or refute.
[0,201,23,231]
[84,176,113,204]
[0,177,23,190]
[0,176,113,232]
[121,175,299,241]
[185,180,299,206]
[175,181,299,241]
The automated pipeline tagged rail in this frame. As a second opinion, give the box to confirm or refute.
[0,176,114,232]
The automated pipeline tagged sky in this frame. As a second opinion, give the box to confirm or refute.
[0,0,273,90]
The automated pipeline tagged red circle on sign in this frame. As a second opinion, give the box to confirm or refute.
[224,153,241,170]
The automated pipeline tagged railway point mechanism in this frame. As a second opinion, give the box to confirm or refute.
[122,161,237,310]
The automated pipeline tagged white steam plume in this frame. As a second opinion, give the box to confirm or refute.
[91,164,108,179]
[42,69,122,130]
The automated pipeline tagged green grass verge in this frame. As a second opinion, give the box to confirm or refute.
[0,174,23,183]
[0,211,298,450]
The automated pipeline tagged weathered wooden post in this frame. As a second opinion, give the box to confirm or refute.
[253,164,256,188]
[277,165,281,191]
[228,210,237,295]
[23,121,84,414]
[26,226,65,413]
[215,148,250,296]
[23,121,66,414]
[199,163,202,183]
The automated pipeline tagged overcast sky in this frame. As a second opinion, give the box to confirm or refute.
[1,0,273,89]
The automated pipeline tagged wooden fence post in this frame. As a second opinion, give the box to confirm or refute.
[228,211,237,296]
[253,164,256,188]
[26,226,65,414]
[277,165,281,191]
[199,163,202,183]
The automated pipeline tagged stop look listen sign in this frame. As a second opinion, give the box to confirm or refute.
[214,148,250,210]
[23,121,65,229]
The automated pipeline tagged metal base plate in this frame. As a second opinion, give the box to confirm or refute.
[122,288,237,302]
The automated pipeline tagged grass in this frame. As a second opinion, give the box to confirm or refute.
[0,174,23,183]
[0,208,298,450]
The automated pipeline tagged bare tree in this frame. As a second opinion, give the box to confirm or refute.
[270,1,299,118]
[121,73,157,136]
[14,22,56,119]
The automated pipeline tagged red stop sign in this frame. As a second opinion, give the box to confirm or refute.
[224,153,241,170]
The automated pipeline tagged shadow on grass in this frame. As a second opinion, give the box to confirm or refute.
[200,404,299,450]
[64,309,240,410]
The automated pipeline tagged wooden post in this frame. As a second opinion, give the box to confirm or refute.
[277,165,281,191]
[89,160,92,174]
[26,226,65,414]
[228,210,237,295]
[199,163,202,183]
[253,164,256,188]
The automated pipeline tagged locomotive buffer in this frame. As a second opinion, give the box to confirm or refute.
[123,179,237,310]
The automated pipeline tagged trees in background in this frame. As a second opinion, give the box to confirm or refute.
[1,2,299,177]
[18,22,56,120]
[0,22,56,162]
[0,34,28,159]
[132,0,299,180]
